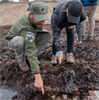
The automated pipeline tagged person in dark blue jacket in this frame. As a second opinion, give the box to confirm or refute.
[81,0,98,41]
[27,2,31,11]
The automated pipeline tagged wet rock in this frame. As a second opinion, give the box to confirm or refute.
[61,70,76,93]
[62,94,67,99]
[3,55,9,60]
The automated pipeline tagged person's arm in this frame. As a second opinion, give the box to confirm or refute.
[34,73,44,94]
[67,26,74,29]
[20,29,44,94]
[52,27,62,55]
[55,51,63,64]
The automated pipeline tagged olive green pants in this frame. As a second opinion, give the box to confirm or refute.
[9,31,51,63]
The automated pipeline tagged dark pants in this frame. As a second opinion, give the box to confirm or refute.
[75,22,82,41]
[51,10,74,55]
[66,29,74,53]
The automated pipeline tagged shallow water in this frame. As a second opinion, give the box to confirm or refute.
[0,87,99,100]
[0,87,17,100]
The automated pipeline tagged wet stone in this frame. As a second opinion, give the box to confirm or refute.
[3,55,9,60]
[0,61,2,65]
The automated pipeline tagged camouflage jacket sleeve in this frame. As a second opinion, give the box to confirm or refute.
[20,29,40,74]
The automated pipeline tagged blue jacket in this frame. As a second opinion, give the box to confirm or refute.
[80,0,98,6]
[27,7,30,11]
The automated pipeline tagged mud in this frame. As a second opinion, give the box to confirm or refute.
[0,22,99,100]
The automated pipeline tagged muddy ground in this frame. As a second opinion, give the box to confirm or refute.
[0,22,99,100]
